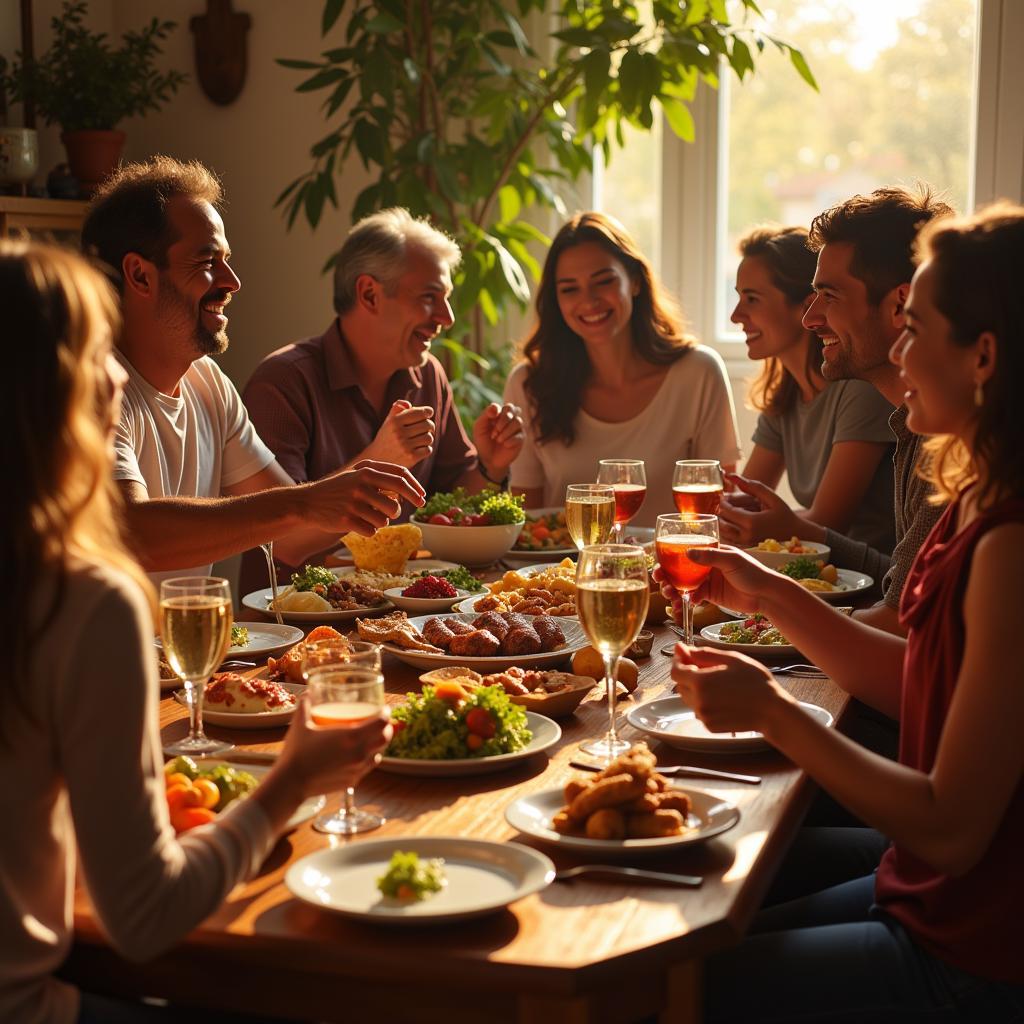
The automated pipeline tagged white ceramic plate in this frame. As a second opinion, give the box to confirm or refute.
[699,621,797,660]
[173,681,303,729]
[379,711,561,776]
[804,568,874,602]
[627,695,834,754]
[383,587,473,614]
[380,613,589,670]
[505,785,740,854]
[200,759,324,830]
[241,589,392,623]
[505,507,577,562]
[285,837,554,924]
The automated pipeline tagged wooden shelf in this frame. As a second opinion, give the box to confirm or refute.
[0,196,89,237]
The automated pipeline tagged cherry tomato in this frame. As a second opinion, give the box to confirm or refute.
[531,525,551,541]
[466,733,485,751]
[465,707,496,738]
[428,513,452,526]
[447,507,464,519]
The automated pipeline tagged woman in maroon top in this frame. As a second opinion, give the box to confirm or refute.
[662,204,1024,1022]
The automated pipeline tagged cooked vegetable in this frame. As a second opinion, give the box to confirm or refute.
[779,557,825,581]
[428,566,485,593]
[290,564,338,591]
[230,624,249,647]
[376,850,446,901]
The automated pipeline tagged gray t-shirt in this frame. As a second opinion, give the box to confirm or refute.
[751,379,896,552]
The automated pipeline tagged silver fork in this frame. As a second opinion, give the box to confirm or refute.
[555,865,702,888]
[771,663,825,675]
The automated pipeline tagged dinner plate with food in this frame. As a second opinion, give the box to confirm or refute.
[503,507,577,562]
[173,672,302,729]
[163,755,324,834]
[419,665,598,718]
[771,556,874,601]
[378,680,561,776]
[285,837,554,924]
[454,558,578,618]
[382,566,483,613]
[358,609,588,670]
[698,615,798,660]
[504,743,740,854]
[626,695,834,754]
[242,563,395,622]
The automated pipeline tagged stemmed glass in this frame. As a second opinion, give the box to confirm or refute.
[575,544,650,762]
[656,514,720,655]
[596,459,647,541]
[160,576,234,757]
[671,460,723,516]
[303,644,385,835]
[260,541,284,625]
[565,483,616,552]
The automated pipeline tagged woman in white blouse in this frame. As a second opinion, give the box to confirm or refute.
[504,212,741,526]
[0,240,392,1024]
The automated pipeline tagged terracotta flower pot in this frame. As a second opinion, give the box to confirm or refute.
[60,129,126,196]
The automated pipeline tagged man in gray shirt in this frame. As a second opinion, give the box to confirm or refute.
[720,185,953,636]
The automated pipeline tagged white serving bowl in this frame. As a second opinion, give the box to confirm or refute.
[745,541,831,570]
[383,586,471,614]
[414,519,524,567]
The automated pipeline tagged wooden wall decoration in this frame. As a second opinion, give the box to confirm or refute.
[190,0,251,106]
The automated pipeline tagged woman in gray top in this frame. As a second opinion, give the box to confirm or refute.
[731,226,896,551]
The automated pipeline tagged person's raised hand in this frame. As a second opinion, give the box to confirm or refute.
[363,400,436,468]
[472,402,525,479]
[305,459,426,536]
[718,472,808,546]
[671,644,792,734]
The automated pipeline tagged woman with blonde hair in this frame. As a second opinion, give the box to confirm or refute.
[727,225,896,549]
[664,204,1024,1021]
[0,240,390,1023]
[504,212,741,526]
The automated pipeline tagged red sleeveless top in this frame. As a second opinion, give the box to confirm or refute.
[874,497,1024,982]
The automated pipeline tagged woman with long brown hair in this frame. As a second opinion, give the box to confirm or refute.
[728,225,896,548]
[664,204,1024,1021]
[0,240,390,1023]
[503,212,741,526]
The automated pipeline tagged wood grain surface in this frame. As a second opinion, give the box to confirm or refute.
[68,613,850,1024]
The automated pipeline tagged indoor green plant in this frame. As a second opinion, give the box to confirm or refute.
[276,0,815,421]
[0,0,186,194]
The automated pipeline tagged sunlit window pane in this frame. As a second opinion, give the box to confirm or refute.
[719,0,979,336]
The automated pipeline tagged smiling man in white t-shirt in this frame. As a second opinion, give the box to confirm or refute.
[82,156,424,581]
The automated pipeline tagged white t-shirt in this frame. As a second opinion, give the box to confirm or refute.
[504,346,742,527]
[113,352,275,583]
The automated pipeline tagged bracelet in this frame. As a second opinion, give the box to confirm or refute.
[478,461,510,490]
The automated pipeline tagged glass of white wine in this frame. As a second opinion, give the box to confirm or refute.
[304,663,386,835]
[575,544,650,762]
[565,483,616,552]
[160,576,234,757]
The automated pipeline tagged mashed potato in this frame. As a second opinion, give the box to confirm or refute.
[269,587,332,612]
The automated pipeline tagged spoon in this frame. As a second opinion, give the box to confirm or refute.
[555,865,702,888]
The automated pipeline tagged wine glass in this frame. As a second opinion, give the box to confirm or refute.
[656,514,720,655]
[596,459,647,541]
[160,576,235,757]
[260,541,284,625]
[575,544,650,762]
[302,638,383,675]
[304,661,386,835]
[671,460,723,516]
[565,483,616,552]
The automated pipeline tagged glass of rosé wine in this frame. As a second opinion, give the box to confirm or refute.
[655,514,720,651]
[672,460,723,516]
[303,659,386,835]
[597,459,647,540]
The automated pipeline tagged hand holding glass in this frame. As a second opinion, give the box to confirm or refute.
[596,459,647,540]
[576,544,650,762]
[160,576,234,757]
[655,514,720,652]
[303,659,385,835]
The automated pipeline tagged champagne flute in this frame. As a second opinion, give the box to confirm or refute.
[656,514,719,655]
[596,459,647,541]
[565,484,616,552]
[304,660,385,835]
[160,576,234,757]
[575,544,650,761]
[672,460,723,516]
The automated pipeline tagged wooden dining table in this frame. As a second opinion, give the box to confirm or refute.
[66,607,850,1024]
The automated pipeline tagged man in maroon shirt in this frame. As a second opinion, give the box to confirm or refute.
[240,208,524,588]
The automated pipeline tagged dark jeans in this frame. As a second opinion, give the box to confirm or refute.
[703,831,1024,1023]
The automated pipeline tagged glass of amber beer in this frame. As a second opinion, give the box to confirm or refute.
[655,514,720,649]
[672,460,723,515]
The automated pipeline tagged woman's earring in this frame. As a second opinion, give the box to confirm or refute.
[974,382,984,408]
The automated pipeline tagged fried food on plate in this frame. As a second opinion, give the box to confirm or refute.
[267,625,347,683]
[344,523,423,573]
[355,610,442,652]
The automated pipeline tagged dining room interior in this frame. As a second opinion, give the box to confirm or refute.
[3,1,1023,1023]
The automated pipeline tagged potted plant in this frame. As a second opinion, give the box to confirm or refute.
[0,1,186,195]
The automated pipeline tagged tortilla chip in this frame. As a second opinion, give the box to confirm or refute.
[343,523,422,573]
